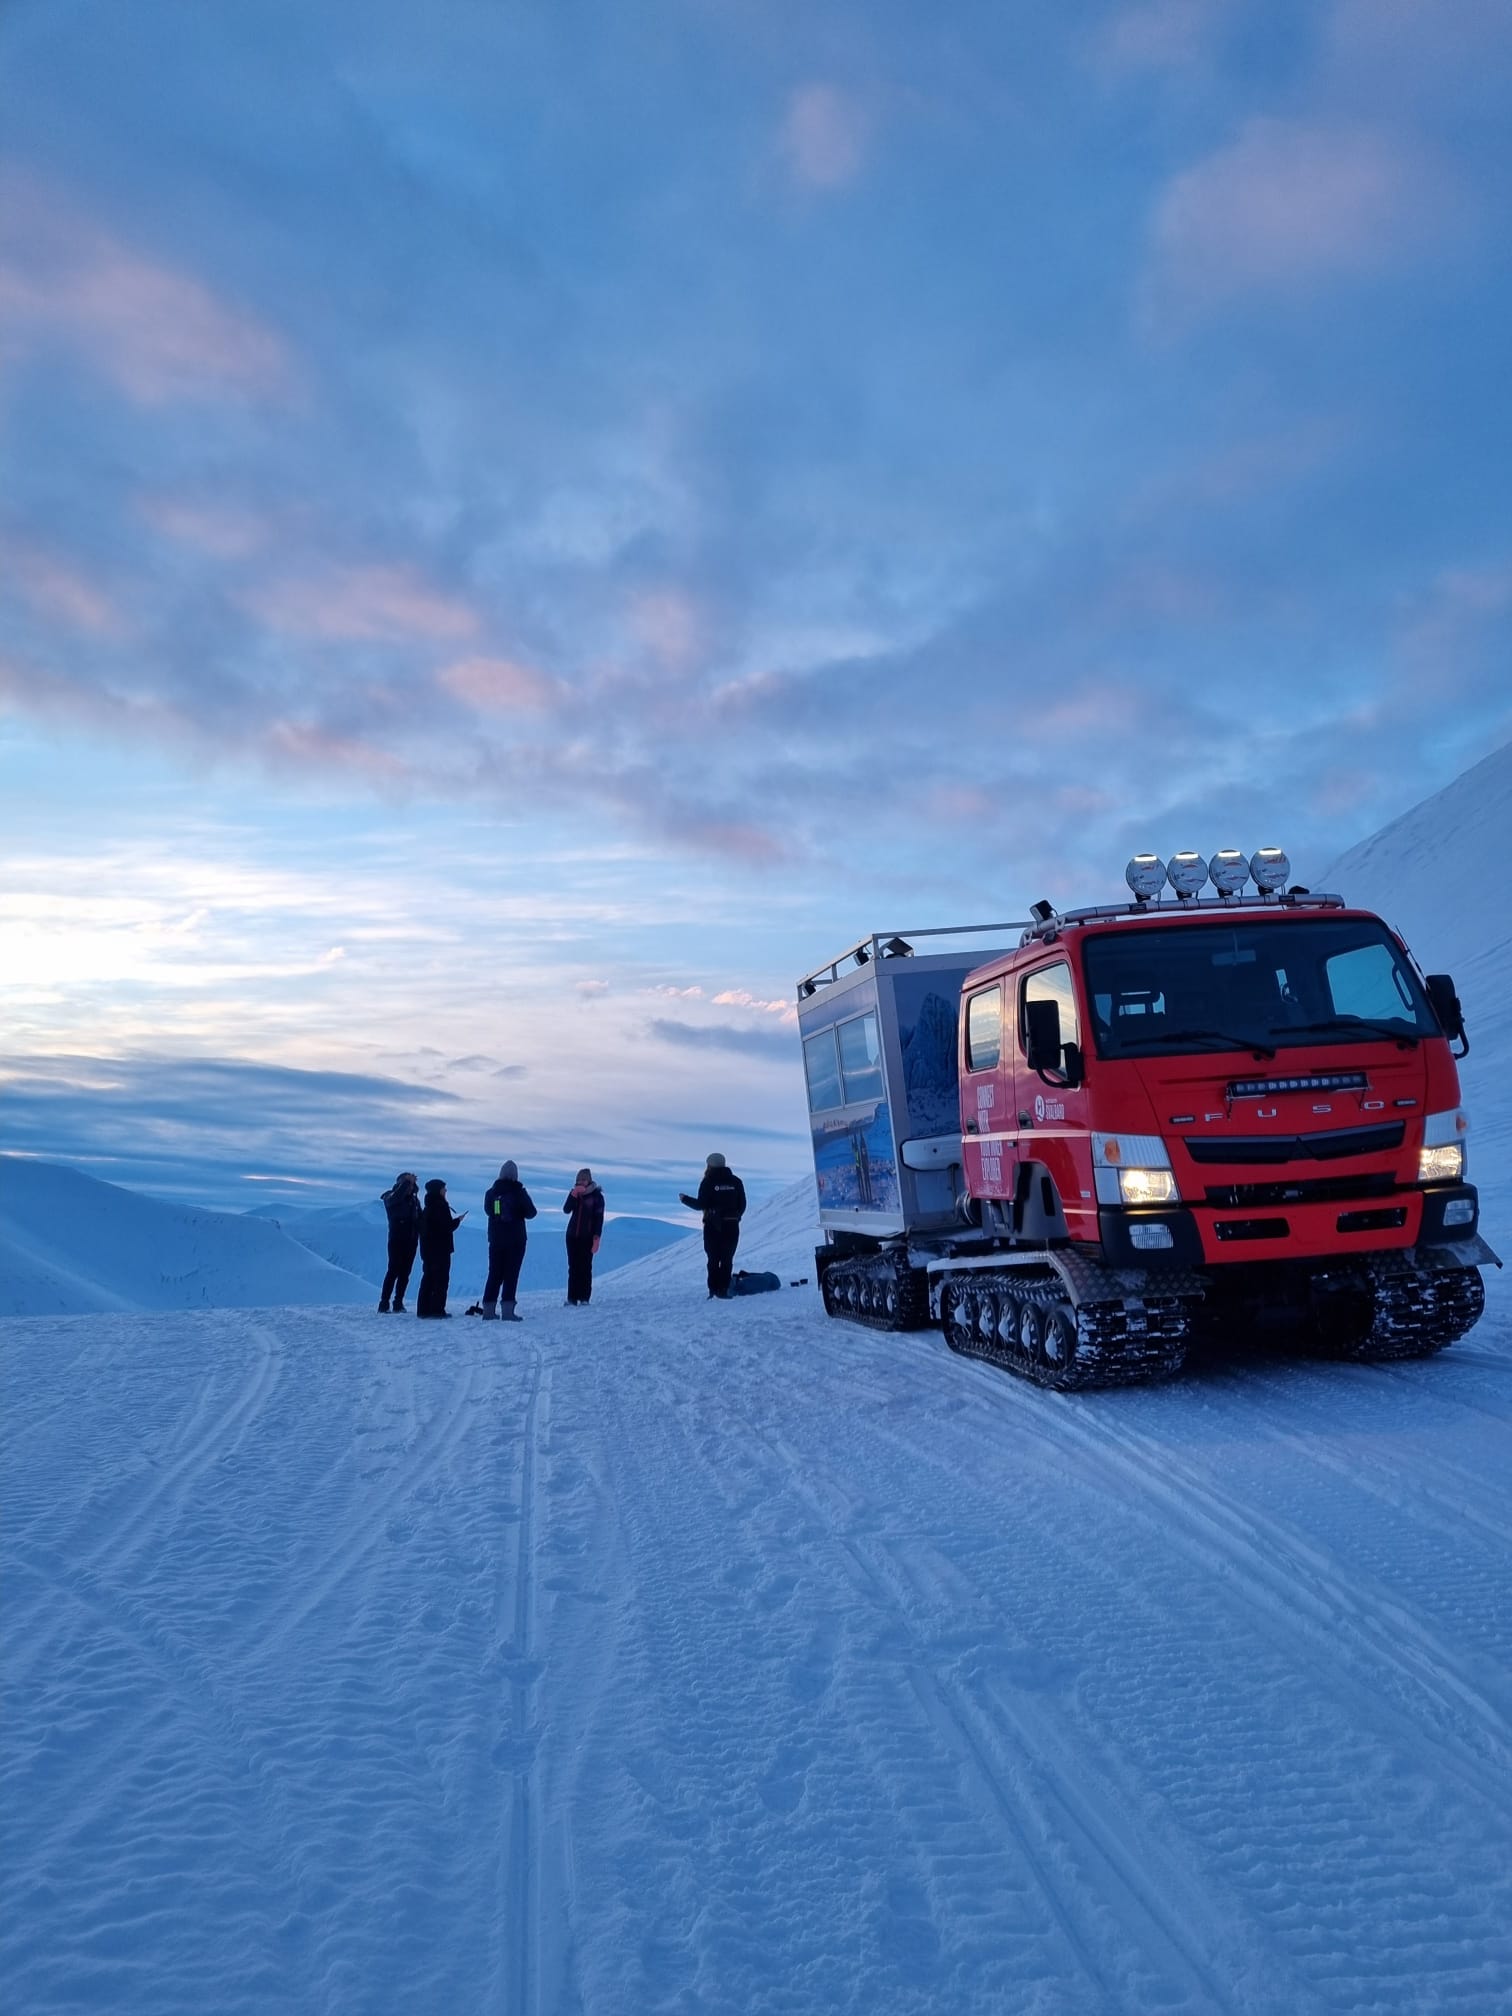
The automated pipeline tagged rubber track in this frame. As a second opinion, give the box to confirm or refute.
[940,1272,1191,1392]
[818,1248,930,1332]
[818,1248,1191,1391]
[1311,1259,1486,1363]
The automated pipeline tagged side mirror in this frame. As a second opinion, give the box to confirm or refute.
[1426,973,1469,1057]
[1025,1001,1084,1087]
[1024,997,1061,1074]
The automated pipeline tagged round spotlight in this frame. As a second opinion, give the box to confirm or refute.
[1249,847,1290,893]
[1209,848,1249,896]
[1166,850,1208,899]
[1125,853,1166,901]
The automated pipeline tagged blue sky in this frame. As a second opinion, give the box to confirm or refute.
[2,0,1510,1211]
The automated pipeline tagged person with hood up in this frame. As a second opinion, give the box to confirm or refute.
[378,1170,422,1312]
[481,1160,537,1321]
[416,1178,466,1318]
[680,1153,747,1299]
[562,1168,605,1306]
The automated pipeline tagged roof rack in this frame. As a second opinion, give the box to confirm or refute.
[796,921,1030,998]
[1022,890,1346,943]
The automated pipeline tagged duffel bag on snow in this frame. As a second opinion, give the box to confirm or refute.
[728,1270,780,1296]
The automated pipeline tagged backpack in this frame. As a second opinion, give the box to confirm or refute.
[727,1269,780,1296]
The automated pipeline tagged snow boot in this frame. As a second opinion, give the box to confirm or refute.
[502,1300,522,1322]
[480,1299,499,1320]
[378,1297,391,1313]
[392,1298,406,1314]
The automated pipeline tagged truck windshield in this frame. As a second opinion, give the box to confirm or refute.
[1081,917,1438,1061]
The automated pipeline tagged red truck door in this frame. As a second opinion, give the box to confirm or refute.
[1012,956,1095,1242]
[960,976,1014,1203]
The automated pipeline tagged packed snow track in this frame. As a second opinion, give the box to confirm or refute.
[4,1252,1512,2013]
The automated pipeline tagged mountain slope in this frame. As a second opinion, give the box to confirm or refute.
[0,1159,373,1316]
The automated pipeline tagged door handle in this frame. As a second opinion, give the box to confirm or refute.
[966,1120,978,1133]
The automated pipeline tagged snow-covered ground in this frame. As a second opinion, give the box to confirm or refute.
[4,746,1511,2013]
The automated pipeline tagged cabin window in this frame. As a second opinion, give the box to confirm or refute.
[838,1012,884,1105]
[965,986,1002,1072]
[1325,942,1419,1024]
[803,1028,842,1112]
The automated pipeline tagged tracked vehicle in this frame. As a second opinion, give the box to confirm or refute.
[797,851,1499,1389]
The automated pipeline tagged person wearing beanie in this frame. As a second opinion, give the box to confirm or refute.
[416,1178,466,1318]
[679,1154,747,1298]
[378,1170,422,1313]
[481,1160,537,1320]
[562,1167,605,1305]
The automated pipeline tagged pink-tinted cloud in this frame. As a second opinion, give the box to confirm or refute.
[780,84,870,191]
[0,169,294,406]
[136,494,272,560]
[263,719,411,781]
[0,542,125,636]
[1146,119,1452,319]
[628,588,706,674]
[244,563,480,643]
[437,654,559,712]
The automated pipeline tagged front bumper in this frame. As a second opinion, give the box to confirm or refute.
[1099,1183,1498,1270]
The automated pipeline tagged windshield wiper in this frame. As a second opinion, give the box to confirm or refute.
[1280,1017,1420,1049]
[1123,1026,1277,1060]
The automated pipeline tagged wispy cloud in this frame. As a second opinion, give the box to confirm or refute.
[0,170,295,405]
[0,540,125,636]
[780,84,871,191]
[646,1017,795,1061]
[1093,0,1232,77]
[437,654,559,711]
[243,563,479,643]
[1145,118,1453,320]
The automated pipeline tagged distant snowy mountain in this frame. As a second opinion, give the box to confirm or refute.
[254,1196,694,1299]
[0,1159,373,1317]
[1324,738,1511,1215]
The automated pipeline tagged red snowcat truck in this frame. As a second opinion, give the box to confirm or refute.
[796,849,1499,1389]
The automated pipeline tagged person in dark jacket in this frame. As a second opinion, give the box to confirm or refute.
[679,1152,747,1298]
[481,1160,537,1321]
[379,1171,422,1312]
[416,1178,465,1318]
[562,1168,605,1306]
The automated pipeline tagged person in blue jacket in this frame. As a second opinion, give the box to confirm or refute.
[563,1169,605,1305]
[481,1160,537,1321]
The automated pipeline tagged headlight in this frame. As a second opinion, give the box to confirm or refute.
[1420,1109,1468,1184]
[1119,1167,1179,1206]
[1418,1143,1464,1183]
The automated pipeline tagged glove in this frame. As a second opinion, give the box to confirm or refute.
[591,1237,600,1255]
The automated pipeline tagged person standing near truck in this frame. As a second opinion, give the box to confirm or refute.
[481,1160,537,1320]
[378,1171,422,1313]
[416,1178,465,1318]
[563,1168,605,1306]
[680,1153,747,1299]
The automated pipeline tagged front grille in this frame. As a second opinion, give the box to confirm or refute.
[1214,1218,1290,1242]
[1204,1173,1395,1210]
[1185,1121,1405,1166]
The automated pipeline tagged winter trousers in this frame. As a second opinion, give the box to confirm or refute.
[416,1255,452,1317]
[483,1228,527,1311]
[704,1221,740,1298]
[381,1233,419,1309]
[565,1234,596,1305]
